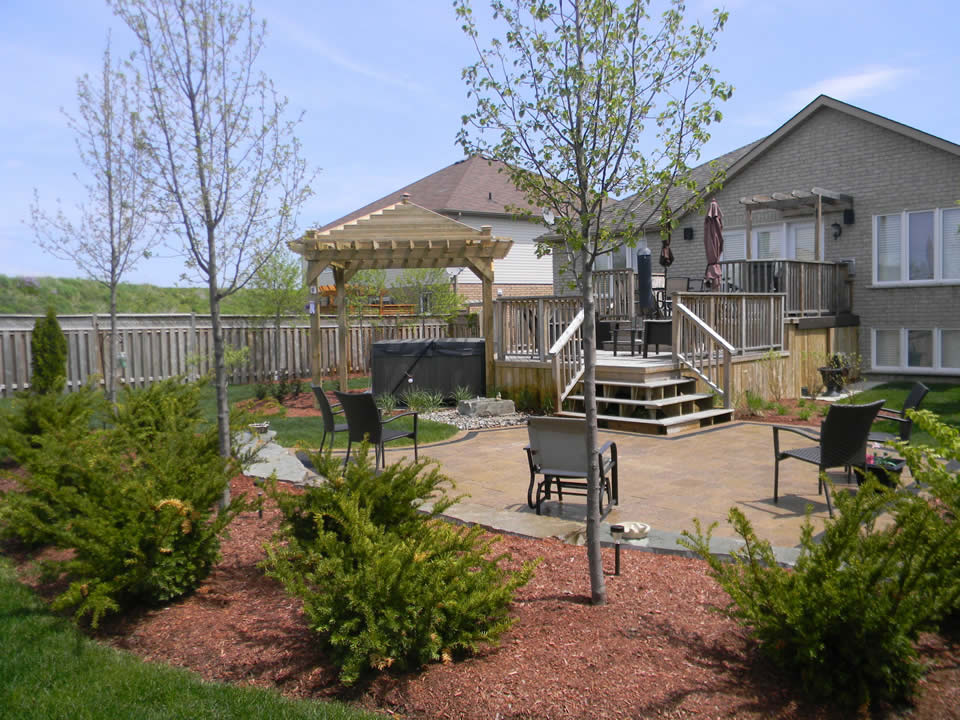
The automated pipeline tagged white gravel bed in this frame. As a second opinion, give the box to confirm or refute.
[420,407,532,430]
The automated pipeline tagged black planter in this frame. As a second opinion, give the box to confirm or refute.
[818,367,845,395]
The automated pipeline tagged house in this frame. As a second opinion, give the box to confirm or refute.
[313,155,553,302]
[557,95,960,378]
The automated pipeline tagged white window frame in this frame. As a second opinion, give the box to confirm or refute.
[721,221,826,261]
[872,207,960,286]
[872,327,960,374]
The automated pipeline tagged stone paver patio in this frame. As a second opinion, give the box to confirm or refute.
[247,419,907,565]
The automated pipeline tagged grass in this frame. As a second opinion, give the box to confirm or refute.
[0,557,382,720]
[848,381,960,446]
[198,379,459,450]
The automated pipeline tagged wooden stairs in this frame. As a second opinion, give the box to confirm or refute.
[558,364,734,436]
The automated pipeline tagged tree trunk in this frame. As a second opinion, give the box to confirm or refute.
[581,250,606,605]
[108,283,118,406]
[208,244,231,509]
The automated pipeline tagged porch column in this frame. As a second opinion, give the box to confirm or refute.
[307,260,323,385]
[745,207,753,260]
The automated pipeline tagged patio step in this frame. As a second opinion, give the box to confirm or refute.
[561,373,733,435]
[556,407,735,436]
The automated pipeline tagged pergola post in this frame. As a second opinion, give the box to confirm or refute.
[307,260,323,385]
[334,267,348,392]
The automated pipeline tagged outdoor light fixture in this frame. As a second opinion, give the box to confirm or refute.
[831,222,842,240]
[683,227,694,241]
[610,524,624,575]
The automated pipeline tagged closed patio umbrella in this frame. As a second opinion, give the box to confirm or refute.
[703,200,724,290]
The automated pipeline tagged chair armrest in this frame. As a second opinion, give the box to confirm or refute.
[874,413,911,426]
[879,406,904,418]
[382,410,418,424]
[772,425,820,442]
[330,404,344,415]
[598,440,615,456]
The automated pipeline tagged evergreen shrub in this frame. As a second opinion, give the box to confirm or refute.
[680,412,960,710]
[0,378,247,626]
[263,449,536,685]
[30,307,68,394]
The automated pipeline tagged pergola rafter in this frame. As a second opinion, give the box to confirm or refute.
[289,195,513,390]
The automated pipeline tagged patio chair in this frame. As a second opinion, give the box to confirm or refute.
[311,384,348,453]
[334,391,418,469]
[772,399,884,518]
[524,416,618,516]
[868,382,929,445]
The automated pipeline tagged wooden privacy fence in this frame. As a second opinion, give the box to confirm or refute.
[0,312,470,397]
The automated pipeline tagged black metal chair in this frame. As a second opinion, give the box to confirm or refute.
[773,400,884,517]
[311,384,349,453]
[869,382,929,444]
[334,391,418,469]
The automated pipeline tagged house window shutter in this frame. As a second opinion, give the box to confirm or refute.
[942,208,960,280]
[874,329,900,367]
[876,214,901,281]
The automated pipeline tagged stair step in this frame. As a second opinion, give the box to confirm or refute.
[557,407,734,436]
[590,377,696,391]
[567,392,713,409]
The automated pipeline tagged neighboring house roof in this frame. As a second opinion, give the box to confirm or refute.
[608,94,960,232]
[316,155,538,233]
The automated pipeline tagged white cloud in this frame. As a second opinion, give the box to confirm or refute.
[783,66,908,109]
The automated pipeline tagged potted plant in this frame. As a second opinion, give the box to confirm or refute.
[818,353,848,396]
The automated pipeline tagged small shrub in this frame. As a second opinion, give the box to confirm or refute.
[740,389,767,417]
[289,376,304,397]
[819,404,830,417]
[272,370,290,402]
[30,307,68,395]
[450,385,474,405]
[772,403,788,415]
[375,393,397,413]
[254,381,269,401]
[0,378,248,626]
[759,348,784,402]
[680,419,960,710]
[796,407,812,421]
[263,449,535,685]
[401,388,444,413]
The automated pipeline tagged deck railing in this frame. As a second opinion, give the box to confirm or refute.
[594,269,636,322]
[717,260,850,318]
[672,301,734,407]
[494,296,581,361]
[549,309,586,407]
[672,292,783,354]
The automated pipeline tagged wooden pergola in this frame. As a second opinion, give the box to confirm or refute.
[739,187,853,259]
[288,196,513,391]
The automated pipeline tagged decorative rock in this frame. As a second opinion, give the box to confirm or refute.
[457,397,516,417]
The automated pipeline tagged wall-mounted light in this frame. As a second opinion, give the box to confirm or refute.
[831,222,842,241]
[683,227,694,241]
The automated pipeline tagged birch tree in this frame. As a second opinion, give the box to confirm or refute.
[111,0,312,501]
[456,0,731,604]
[30,37,157,404]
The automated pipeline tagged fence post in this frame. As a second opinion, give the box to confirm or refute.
[188,312,198,381]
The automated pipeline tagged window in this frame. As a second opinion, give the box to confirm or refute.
[755,228,782,259]
[873,328,960,372]
[874,208,960,283]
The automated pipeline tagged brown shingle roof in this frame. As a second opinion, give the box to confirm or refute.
[316,156,537,233]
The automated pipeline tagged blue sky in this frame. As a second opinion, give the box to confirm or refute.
[2,0,958,287]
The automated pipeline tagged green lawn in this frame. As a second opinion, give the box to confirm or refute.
[848,381,960,446]
[0,558,382,720]
[199,380,459,450]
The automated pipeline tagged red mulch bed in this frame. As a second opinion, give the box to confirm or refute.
[5,473,958,719]
[734,397,830,427]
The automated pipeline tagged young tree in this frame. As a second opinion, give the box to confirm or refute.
[246,249,307,369]
[31,307,69,395]
[456,0,731,604]
[30,38,157,404]
[110,0,312,500]
[391,268,464,319]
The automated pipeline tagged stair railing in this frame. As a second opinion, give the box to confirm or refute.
[672,301,735,408]
[548,309,585,409]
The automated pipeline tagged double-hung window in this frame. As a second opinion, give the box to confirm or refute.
[874,208,960,284]
[873,327,960,373]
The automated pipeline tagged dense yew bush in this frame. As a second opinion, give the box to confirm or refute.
[0,378,247,626]
[263,448,535,685]
[30,307,68,394]
[681,410,960,711]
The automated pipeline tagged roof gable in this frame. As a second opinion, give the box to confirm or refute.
[316,156,537,233]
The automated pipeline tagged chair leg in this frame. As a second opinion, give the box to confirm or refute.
[343,440,352,469]
[320,429,328,453]
[773,457,780,503]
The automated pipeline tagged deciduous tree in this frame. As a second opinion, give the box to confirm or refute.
[30,37,157,404]
[456,0,731,603]
[111,0,313,503]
